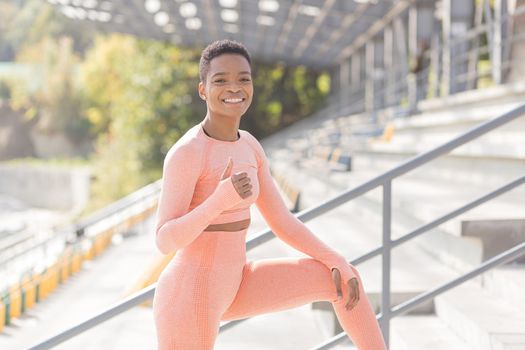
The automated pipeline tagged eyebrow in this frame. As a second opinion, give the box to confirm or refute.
[211,71,251,78]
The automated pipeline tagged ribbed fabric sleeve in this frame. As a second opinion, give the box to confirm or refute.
[246,134,357,287]
[155,143,244,255]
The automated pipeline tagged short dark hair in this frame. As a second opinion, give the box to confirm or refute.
[199,39,252,83]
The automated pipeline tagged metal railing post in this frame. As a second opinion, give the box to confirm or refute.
[380,181,392,347]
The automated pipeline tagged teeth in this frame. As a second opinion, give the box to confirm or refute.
[223,98,243,103]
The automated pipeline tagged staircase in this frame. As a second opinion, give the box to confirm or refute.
[258,86,525,349]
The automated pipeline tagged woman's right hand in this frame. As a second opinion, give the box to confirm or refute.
[220,157,253,199]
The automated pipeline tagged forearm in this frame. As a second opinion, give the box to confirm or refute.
[156,178,241,254]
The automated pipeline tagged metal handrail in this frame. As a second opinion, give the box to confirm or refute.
[27,101,525,349]
[27,285,156,350]
[0,180,161,312]
[0,180,160,271]
[310,242,525,350]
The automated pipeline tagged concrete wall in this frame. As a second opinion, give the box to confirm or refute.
[0,163,91,211]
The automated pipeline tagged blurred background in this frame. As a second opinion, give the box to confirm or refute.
[0,0,524,349]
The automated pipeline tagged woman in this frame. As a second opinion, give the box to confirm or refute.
[152,39,387,350]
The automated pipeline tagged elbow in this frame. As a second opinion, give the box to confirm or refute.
[155,234,168,255]
[155,227,173,255]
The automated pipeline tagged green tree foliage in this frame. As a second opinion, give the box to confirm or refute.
[0,0,96,60]
[1,0,95,146]
[80,34,205,213]
[0,79,11,101]
[246,63,329,137]
[12,36,90,144]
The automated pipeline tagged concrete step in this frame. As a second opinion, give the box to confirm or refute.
[435,283,525,350]
[463,220,525,264]
[354,175,524,270]
[344,98,525,161]
[354,185,485,274]
[355,173,524,241]
[353,108,525,161]
[291,145,525,218]
[275,161,486,273]
[390,315,473,350]
[215,304,340,350]
[351,151,525,196]
[311,167,522,272]
[481,264,525,313]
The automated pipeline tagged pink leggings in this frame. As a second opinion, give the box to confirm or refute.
[152,229,387,349]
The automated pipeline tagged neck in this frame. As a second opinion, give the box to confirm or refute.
[201,114,240,141]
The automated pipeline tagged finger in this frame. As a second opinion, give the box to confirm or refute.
[346,293,357,310]
[331,268,343,299]
[347,279,359,310]
[236,176,251,186]
[347,299,358,311]
[241,183,253,189]
[231,172,248,182]
[346,279,360,310]
[351,290,359,309]
[345,287,353,309]
[349,279,359,300]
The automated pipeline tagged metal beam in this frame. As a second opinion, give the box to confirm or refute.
[384,24,394,106]
[337,0,413,64]
[202,0,219,45]
[47,0,408,70]
[316,3,371,57]
[275,0,302,55]
[293,0,336,58]
[128,0,166,39]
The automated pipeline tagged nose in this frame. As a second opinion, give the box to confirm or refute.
[225,80,242,92]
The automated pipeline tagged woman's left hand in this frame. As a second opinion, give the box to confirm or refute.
[332,267,360,311]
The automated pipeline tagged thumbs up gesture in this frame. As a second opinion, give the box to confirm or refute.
[221,157,252,199]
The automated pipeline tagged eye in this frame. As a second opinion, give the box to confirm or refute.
[241,77,252,82]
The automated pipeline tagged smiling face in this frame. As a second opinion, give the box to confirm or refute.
[198,53,253,119]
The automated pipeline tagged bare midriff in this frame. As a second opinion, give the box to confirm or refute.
[204,218,251,231]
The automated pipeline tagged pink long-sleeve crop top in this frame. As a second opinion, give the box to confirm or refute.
[155,122,357,285]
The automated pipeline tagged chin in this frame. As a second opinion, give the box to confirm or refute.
[219,107,249,118]
[212,110,243,119]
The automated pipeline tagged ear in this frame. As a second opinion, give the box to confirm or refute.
[198,81,206,100]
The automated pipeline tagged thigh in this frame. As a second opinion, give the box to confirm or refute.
[153,261,243,349]
[221,257,338,321]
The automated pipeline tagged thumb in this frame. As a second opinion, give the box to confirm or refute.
[331,268,343,300]
[220,157,233,180]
